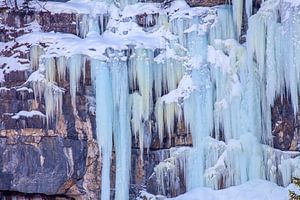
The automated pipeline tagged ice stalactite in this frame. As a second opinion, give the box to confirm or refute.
[129,48,154,157]
[203,135,263,189]
[281,0,300,116]
[76,14,109,38]
[45,57,56,83]
[57,56,67,82]
[175,6,215,190]
[77,14,89,38]
[209,5,236,44]
[28,69,64,126]
[130,92,146,155]
[184,67,214,190]
[154,49,186,144]
[110,56,131,200]
[155,99,180,144]
[262,146,300,186]
[154,147,190,197]
[68,54,86,112]
[245,0,253,19]
[128,45,185,155]
[208,40,246,141]
[181,10,215,185]
[28,46,64,126]
[231,0,243,38]
[44,82,64,126]
[30,45,44,71]
[92,53,131,200]
[93,59,113,200]
[245,0,299,144]
[279,157,300,187]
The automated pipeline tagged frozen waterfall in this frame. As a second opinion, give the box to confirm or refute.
[25,0,300,199]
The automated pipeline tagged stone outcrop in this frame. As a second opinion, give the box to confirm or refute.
[186,0,226,7]
[0,8,100,199]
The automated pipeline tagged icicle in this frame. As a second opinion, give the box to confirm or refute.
[93,59,113,200]
[231,0,243,38]
[155,98,165,144]
[246,0,282,144]
[184,67,214,190]
[153,60,164,99]
[245,0,253,19]
[281,0,300,116]
[154,147,189,197]
[99,14,105,35]
[279,157,300,187]
[155,98,179,144]
[209,5,236,44]
[88,16,100,34]
[68,54,85,112]
[44,82,63,126]
[128,48,154,157]
[30,45,44,71]
[44,57,56,83]
[57,56,67,82]
[76,14,89,38]
[110,56,131,200]
[208,40,247,141]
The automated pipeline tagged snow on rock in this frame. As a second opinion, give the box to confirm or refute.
[30,0,109,15]
[12,110,45,119]
[160,75,194,104]
[0,56,29,74]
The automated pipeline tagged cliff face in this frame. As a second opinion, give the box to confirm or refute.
[0,0,299,199]
[0,10,100,200]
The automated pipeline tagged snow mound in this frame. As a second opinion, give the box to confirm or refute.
[12,110,45,119]
[169,180,289,200]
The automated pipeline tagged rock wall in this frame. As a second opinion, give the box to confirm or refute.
[0,10,100,199]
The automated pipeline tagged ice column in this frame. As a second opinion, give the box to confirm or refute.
[111,56,131,200]
[92,54,131,199]
[231,0,243,38]
[68,54,85,112]
[93,59,113,200]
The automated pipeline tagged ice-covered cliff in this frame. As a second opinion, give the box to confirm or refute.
[0,0,300,199]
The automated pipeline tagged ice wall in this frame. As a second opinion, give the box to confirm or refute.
[151,0,300,196]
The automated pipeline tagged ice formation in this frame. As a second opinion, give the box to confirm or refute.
[231,0,243,38]
[18,0,300,198]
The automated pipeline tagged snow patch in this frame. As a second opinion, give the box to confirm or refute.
[12,110,45,119]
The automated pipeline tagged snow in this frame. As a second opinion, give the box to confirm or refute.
[31,0,108,15]
[0,56,29,74]
[160,75,194,103]
[169,180,289,200]
[12,110,45,119]
[283,0,300,7]
[16,87,33,93]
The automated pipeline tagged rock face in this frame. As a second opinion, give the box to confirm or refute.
[0,9,101,199]
[0,1,299,200]
[0,134,87,195]
[272,97,300,151]
[186,0,226,7]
